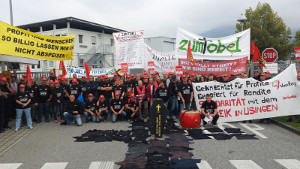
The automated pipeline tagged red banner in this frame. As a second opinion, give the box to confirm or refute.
[178,57,247,76]
[294,47,300,60]
[121,63,128,73]
[148,61,155,71]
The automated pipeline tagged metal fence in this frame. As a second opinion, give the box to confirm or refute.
[15,72,50,82]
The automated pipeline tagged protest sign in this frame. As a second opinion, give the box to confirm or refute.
[66,67,115,78]
[0,21,74,60]
[179,57,247,76]
[176,27,250,60]
[193,64,300,122]
[113,31,144,69]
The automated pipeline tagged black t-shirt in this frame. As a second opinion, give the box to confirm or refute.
[155,87,169,102]
[0,84,11,97]
[48,76,57,81]
[101,81,113,98]
[80,82,87,93]
[178,83,193,103]
[84,100,98,113]
[52,87,64,102]
[38,85,51,103]
[112,85,124,97]
[201,100,217,114]
[97,81,103,96]
[67,85,82,99]
[111,99,124,112]
[125,81,134,92]
[25,86,38,104]
[126,99,139,110]
[98,100,108,110]
[168,81,178,97]
[15,91,31,109]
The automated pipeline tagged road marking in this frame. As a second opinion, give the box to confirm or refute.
[239,123,268,139]
[0,163,22,169]
[275,159,300,169]
[40,162,68,169]
[89,161,114,169]
[196,160,213,169]
[229,160,263,169]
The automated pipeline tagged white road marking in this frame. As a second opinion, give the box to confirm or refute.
[196,160,213,169]
[239,123,268,138]
[89,161,114,169]
[40,162,68,169]
[229,160,263,169]
[0,163,22,169]
[275,159,300,169]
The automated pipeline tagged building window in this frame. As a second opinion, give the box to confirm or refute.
[79,35,83,44]
[31,64,35,69]
[49,61,54,68]
[91,36,96,45]
[43,60,48,67]
[111,39,114,46]
[37,61,41,68]
[80,59,84,65]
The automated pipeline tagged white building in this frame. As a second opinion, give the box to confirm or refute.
[17,17,124,74]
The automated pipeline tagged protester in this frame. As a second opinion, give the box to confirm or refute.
[110,92,126,123]
[63,95,83,126]
[201,94,219,126]
[125,93,140,121]
[112,78,125,99]
[147,78,156,107]
[178,75,193,112]
[80,76,88,101]
[15,84,32,131]
[253,70,260,80]
[168,75,179,118]
[37,78,52,123]
[0,81,8,133]
[26,80,38,122]
[1,77,14,129]
[67,78,82,99]
[135,80,148,118]
[48,71,57,81]
[83,93,99,123]
[51,80,64,123]
[97,95,109,122]
[86,76,98,100]
[155,80,170,106]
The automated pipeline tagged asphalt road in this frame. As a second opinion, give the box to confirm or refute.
[0,120,299,169]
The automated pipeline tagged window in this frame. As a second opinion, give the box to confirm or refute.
[43,60,48,67]
[111,39,114,46]
[37,61,41,68]
[79,35,83,43]
[49,61,54,68]
[91,36,96,45]
[80,59,84,65]
[31,65,35,69]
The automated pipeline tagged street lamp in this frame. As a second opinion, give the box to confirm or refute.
[288,34,293,64]
[237,14,247,31]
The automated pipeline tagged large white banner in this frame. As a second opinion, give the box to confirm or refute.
[66,67,115,78]
[144,44,176,72]
[113,31,144,69]
[176,27,250,60]
[193,64,300,123]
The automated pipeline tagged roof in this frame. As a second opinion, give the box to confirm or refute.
[18,17,124,34]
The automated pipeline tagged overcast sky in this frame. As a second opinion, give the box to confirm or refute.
[0,0,299,38]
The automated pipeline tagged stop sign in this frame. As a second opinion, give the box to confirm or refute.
[262,48,278,63]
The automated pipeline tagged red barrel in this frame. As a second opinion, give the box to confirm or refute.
[179,110,201,128]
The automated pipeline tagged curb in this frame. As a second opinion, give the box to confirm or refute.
[271,119,300,136]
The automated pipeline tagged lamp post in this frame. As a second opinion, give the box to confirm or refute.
[288,34,293,64]
[237,14,247,31]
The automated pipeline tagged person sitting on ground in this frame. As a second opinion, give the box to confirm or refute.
[201,94,219,126]
[110,92,126,123]
[83,93,99,123]
[125,93,140,121]
[63,95,84,126]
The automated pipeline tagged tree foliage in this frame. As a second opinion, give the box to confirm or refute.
[292,30,300,48]
[236,2,291,60]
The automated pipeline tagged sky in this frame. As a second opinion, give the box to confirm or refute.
[0,0,299,38]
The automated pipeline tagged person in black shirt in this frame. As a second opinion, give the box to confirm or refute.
[168,75,179,118]
[26,80,38,122]
[0,81,8,133]
[253,70,260,80]
[80,76,88,102]
[63,95,83,126]
[178,75,194,112]
[37,78,52,123]
[112,78,125,99]
[48,71,57,81]
[83,93,99,123]
[125,75,135,93]
[67,79,82,100]
[125,93,140,120]
[0,77,14,129]
[86,76,98,99]
[110,92,126,123]
[15,84,32,131]
[201,94,219,126]
[51,81,64,123]
[101,75,113,104]
[155,80,170,105]
[97,95,109,122]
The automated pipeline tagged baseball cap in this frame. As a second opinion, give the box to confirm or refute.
[144,75,148,79]
[19,84,25,88]
[27,80,32,84]
[22,74,26,78]
[114,73,118,76]
[1,77,7,82]
[260,73,266,77]
[130,93,135,97]
[99,95,105,99]
[265,71,270,74]
[104,75,108,79]
[216,75,220,78]
[54,80,59,84]
[115,78,120,81]
[50,71,54,74]
[127,89,131,93]
[81,76,86,79]
[72,78,77,83]
[224,74,228,77]
[97,75,101,78]
[182,74,187,78]
[115,92,120,96]
[168,72,173,75]
[58,77,62,80]
[20,78,25,81]
[126,75,131,78]
[49,80,54,84]
[254,70,259,72]
[88,93,93,97]
[151,73,155,75]
[130,74,134,77]
[144,72,148,75]
[62,77,67,81]
[42,78,47,81]
[191,73,195,76]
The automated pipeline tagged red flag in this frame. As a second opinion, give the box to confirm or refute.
[250,41,256,55]
[187,43,194,62]
[26,64,32,81]
[252,46,266,69]
[84,61,91,79]
[59,61,67,77]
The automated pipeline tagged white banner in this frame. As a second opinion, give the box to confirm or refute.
[263,63,278,74]
[66,67,115,78]
[113,31,144,69]
[176,27,250,60]
[193,64,300,123]
[144,44,176,72]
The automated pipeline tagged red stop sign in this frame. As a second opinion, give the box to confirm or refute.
[262,48,278,63]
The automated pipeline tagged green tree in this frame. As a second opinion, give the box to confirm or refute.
[236,2,291,60]
[292,30,300,47]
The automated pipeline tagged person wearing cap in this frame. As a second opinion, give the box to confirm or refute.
[83,93,99,123]
[168,75,179,118]
[80,76,88,102]
[0,77,14,129]
[86,76,98,99]
[67,78,82,100]
[190,73,199,83]
[125,93,140,121]
[26,80,39,123]
[134,74,141,87]
[215,75,222,82]
[110,72,119,84]
[96,95,109,122]
[150,72,155,79]
[18,78,26,88]
[135,80,148,119]
[222,74,230,83]
[166,72,173,88]
[63,95,84,126]
[258,73,271,124]
[110,92,126,123]
[51,80,64,123]
[265,71,271,80]
[58,76,63,84]
[49,80,55,88]
[155,80,170,106]
[147,78,156,107]
[112,78,125,99]
[253,70,260,80]
[0,80,8,133]
[37,77,52,123]
[123,89,132,104]
[48,70,57,82]
[178,74,193,112]
[15,84,32,131]
[143,75,149,87]
[69,73,81,85]
[125,75,135,93]
[96,75,103,99]
[10,74,18,95]
[100,75,113,104]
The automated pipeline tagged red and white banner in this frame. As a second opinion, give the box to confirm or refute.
[175,66,183,76]
[148,61,155,71]
[121,63,128,73]
[178,57,247,76]
[294,47,300,60]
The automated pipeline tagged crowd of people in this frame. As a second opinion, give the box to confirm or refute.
[0,68,300,133]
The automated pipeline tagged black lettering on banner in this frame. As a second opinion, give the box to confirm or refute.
[15,47,35,55]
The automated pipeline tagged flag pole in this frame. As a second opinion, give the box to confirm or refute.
[69,59,73,81]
